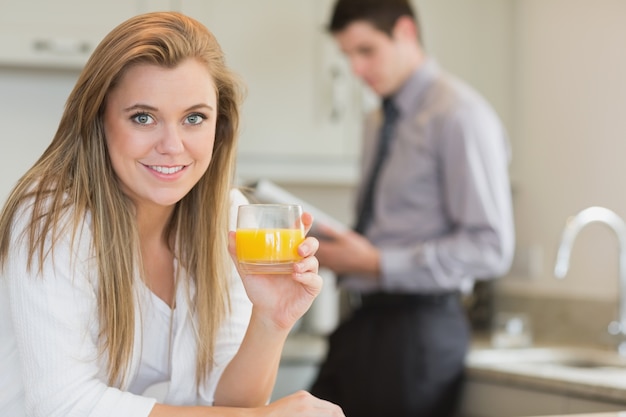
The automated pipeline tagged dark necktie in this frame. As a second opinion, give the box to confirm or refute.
[354,98,399,234]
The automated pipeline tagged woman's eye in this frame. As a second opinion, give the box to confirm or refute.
[186,113,206,125]
[132,113,154,125]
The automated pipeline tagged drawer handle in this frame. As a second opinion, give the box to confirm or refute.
[32,38,91,55]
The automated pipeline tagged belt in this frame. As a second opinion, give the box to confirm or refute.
[352,291,459,309]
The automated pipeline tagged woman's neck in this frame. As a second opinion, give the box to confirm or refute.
[136,204,175,244]
[136,204,177,308]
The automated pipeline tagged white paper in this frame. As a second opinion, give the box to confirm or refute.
[244,179,348,239]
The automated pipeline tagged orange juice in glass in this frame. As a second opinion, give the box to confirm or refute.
[236,204,305,274]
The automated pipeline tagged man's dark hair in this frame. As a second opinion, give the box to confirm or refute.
[328,0,420,40]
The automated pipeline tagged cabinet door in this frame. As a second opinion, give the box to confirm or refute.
[564,396,626,413]
[460,380,564,417]
[0,0,172,69]
[179,0,364,184]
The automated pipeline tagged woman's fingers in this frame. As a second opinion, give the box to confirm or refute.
[267,390,345,416]
[301,212,314,235]
[294,252,319,275]
[298,236,319,258]
[227,230,236,253]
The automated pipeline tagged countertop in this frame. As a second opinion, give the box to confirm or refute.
[466,336,626,416]
[466,343,626,405]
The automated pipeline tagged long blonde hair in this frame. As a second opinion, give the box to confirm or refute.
[0,12,243,388]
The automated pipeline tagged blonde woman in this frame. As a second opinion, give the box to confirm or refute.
[0,11,343,417]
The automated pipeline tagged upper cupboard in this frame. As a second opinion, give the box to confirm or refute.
[0,0,512,185]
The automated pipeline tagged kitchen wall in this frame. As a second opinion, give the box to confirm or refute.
[1,1,626,312]
[502,0,626,303]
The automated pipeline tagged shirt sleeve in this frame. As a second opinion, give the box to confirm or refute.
[5,214,156,417]
[379,101,515,293]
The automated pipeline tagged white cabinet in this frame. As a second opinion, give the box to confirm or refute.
[178,0,365,184]
[0,0,514,185]
[564,396,625,414]
[0,0,172,69]
[460,379,626,417]
[0,0,366,184]
[460,380,564,417]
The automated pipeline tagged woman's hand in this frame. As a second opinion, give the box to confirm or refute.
[261,391,344,417]
[151,391,344,417]
[216,213,321,407]
[228,212,322,331]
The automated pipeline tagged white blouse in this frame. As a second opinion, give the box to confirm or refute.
[0,189,252,417]
[129,279,177,396]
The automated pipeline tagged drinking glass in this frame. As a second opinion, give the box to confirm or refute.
[236,204,305,274]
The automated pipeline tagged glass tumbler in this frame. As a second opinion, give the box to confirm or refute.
[235,204,305,274]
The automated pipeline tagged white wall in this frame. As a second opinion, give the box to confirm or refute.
[410,0,626,303]
[414,0,515,139]
[501,0,626,301]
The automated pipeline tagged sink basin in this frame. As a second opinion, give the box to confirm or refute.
[554,358,626,369]
[468,346,626,372]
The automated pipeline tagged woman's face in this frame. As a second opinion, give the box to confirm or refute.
[104,59,218,211]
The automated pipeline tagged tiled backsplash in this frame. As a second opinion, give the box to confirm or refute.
[492,292,621,349]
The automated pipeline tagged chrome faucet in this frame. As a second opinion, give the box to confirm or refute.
[554,206,626,355]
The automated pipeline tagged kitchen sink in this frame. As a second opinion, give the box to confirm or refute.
[553,358,626,369]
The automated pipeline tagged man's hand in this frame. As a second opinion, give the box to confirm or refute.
[315,223,381,280]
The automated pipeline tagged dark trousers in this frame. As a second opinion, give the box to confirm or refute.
[310,292,469,417]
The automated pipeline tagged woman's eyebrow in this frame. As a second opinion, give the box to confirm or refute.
[122,103,215,112]
[123,103,158,113]
[185,103,215,112]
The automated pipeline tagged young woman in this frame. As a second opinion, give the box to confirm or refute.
[0,11,343,417]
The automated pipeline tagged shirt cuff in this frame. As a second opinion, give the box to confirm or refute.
[379,244,437,292]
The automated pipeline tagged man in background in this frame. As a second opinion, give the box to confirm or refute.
[309,0,515,416]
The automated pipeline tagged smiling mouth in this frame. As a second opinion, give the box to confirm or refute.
[147,165,186,174]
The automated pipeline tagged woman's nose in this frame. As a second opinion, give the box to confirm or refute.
[156,125,185,154]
